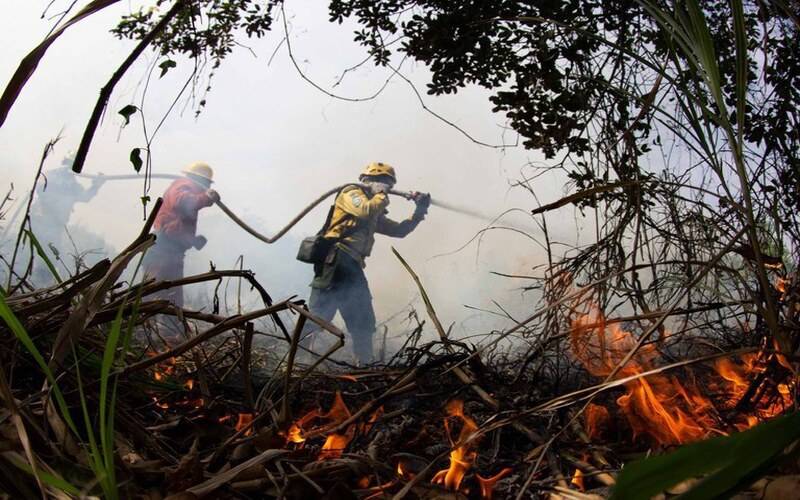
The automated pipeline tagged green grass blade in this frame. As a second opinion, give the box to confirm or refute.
[23,229,62,284]
[71,342,109,497]
[99,305,124,500]
[6,455,81,496]
[612,412,800,500]
[0,293,79,436]
[683,0,727,122]
[731,0,748,146]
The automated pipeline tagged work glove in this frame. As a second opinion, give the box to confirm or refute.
[411,191,431,220]
[207,189,220,204]
[410,191,431,208]
[193,235,208,250]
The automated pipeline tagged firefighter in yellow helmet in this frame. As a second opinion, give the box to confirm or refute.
[305,162,430,363]
[143,162,220,312]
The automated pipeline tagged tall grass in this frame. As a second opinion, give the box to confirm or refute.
[612,0,797,496]
[0,253,147,497]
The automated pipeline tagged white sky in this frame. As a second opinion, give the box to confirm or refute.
[0,1,587,340]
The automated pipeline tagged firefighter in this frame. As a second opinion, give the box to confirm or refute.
[305,162,430,364]
[143,162,219,310]
[29,152,106,284]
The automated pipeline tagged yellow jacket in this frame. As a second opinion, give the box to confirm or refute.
[324,185,423,264]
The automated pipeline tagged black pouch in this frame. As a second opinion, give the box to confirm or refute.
[296,235,334,264]
[297,184,361,265]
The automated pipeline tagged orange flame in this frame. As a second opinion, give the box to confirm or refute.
[152,397,169,410]
[184,378,194,390]
[321,391,351,423]
[317,392,355,460]
[397,460,414,480]
[585,403,610,439]
[149,353,177,381]
[285,409,319,445]
[318,428,354,460]
[571,306,714,445]
[713,353,793,429]
[431,400,478,492]
[477,468,513,500]
[236,413,254,436]
[572,304,795,444]
[286,424,306,444]
[570,469,585,491]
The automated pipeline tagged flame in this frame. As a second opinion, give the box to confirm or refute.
[218,415,232,424]
[318,427,355,460]
[572,304,795,444]
[321,391,351,423]
[236,413,254,436]
[356,476,371,489]
[286,423,306,444]
[359,405,384,436]
[317,392,355,460]
[149,353,177,382]
[396,460,414,479]
[281,393,381,460]
[431,400,478,492]
[284,409,319,445]
[476,468,513,500]
[713,353,793,429]
[152,397,169,410]
[184,378,194,391]
[570,469,585,491]
[571,306,714,445]
[585,403,610,439]
[776,277,787,295]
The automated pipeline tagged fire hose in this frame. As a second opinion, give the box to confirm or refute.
[74,173,510,244]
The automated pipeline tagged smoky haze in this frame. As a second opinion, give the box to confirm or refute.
[0,1,583,351]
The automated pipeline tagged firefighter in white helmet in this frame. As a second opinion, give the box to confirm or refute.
[304,162,430,363]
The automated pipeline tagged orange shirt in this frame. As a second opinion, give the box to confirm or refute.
[153,178,213,249]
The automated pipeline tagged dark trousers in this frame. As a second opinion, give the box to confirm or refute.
[143,241,186,307]
[306,250,376,363]
[142,235,187,341]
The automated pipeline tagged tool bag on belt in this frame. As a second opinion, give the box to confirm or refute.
[296,184,360,264]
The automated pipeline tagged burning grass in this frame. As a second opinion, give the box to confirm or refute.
[0,208,798,499]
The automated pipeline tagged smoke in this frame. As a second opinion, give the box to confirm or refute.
[0,1,581,351]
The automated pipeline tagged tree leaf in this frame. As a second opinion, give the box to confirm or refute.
[129,148,143,172]
[611,412,800,500]
[118,104,138,126]
[158,59,176,78]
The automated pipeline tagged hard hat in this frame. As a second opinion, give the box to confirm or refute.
[361,162,396,183]
[182,161,214,182]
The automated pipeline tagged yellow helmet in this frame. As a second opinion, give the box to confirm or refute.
[182,161,214,182]
[361,162,396,183]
